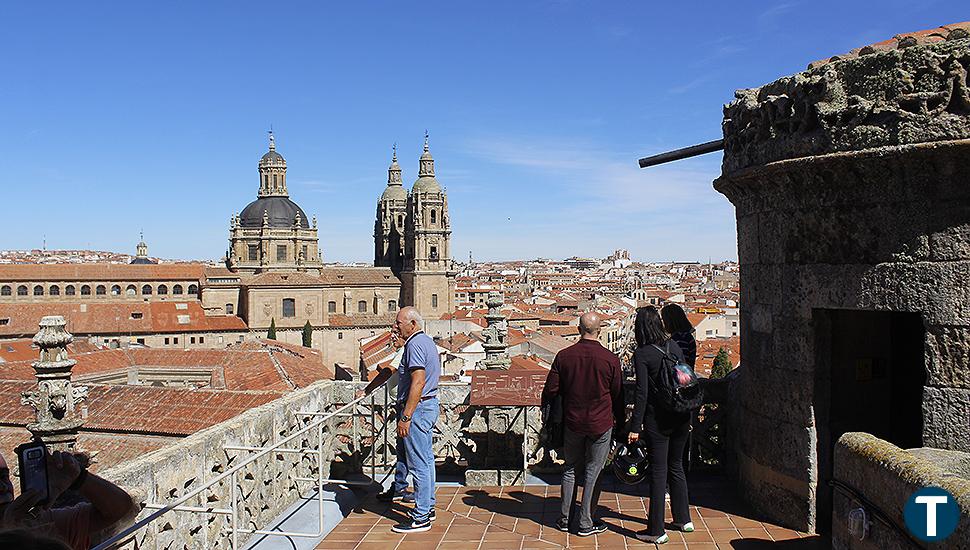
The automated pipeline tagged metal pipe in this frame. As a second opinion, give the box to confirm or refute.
[637,139,723,168]
[142,503,232,515]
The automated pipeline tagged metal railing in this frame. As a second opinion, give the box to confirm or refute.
[92,381,393,550]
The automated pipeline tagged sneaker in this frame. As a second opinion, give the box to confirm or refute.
[635,530,669,544]
[577,520,608,537]
[377,489,414,503]
[429,509,436,522]
[554,517,570,532]
[672,521,694,532]
[392,518,432,534]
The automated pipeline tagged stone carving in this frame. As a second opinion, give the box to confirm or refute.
[21,316,87,451]
[479,292,511,370]
[304,302,313,315]
[722,35,970,173]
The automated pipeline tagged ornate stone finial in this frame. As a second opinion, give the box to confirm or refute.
[262,209,269,227]
[22,316,87,451]
[392,142,397,162]
[268,130,276,151]
[294,211,302,227]
[418,132,435,178]
[312,215,317,228]
[424,130,429,152]
[479,291,511,370]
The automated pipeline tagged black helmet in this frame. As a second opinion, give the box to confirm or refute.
[612,442,648,485]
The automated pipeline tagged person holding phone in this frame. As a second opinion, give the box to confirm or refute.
[0,446,135,550]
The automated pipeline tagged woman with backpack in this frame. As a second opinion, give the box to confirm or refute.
[661,303,696,368]
[626,306,698,544]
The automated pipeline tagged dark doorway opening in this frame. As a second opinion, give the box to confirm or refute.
[813,309,925,534]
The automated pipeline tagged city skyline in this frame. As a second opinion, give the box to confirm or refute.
[2,1,965,262]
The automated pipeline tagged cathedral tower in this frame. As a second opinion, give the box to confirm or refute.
[228,132,323,273]
[401,134,456,314]
[374,146,407,274]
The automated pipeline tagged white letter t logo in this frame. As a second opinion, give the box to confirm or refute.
[915,495,949,536]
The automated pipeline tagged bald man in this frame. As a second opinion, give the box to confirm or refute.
[389,307,441,534]
[542,311,623,536]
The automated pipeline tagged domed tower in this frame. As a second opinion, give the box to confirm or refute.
[228,132,323,273]
[402,133,456,314]
[374,145,407,274]
[130,232,156,265]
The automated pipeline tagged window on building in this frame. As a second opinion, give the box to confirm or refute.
[226,303,234,315]
[49,285,60,296]
[125,285,136,296]
[397,215,403,226]
[173,285,183,295]
[164,337,170,345]
[430,246,438,261]
[173,337,179,344]
[328,301,336,313]
[706,329,714,336]
[358,300,367,313]
[33,285,44,296]
[0,286,10,296]
[238,335,244,343]
[190,337,196,344]
[338,332,343,340]
[142,285,152,295]
[158,284,168,295]
[732,321,738,327]
[302,245,308,260]
[199,336,204,344]
[282,298,296,318]
[432,294,438,308]
[431,209,436,224]
[388,300,397,312]
[17,285,27,296]
[0,319,9,326]
[131,312,143,320]
[188,284,198,295]
[136,338,145,345]
[277,245,287,262]
[82,285,93,296]
[273,173,278,186]
[248,245,259,261]
[65,285,75,296]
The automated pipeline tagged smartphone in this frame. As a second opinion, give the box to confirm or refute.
[15,442,49,506]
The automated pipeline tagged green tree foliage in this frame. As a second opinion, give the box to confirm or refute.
[302,321,313,347]
[711,347,732,379]
[267,318,277,341]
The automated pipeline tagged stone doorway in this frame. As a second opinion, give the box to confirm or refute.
[813,309,926,533]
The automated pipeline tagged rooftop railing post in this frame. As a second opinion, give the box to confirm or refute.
[317,421,325,538]
[370,390,377,480]
[230,471,238,550]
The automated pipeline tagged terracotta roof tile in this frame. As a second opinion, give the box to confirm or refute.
[0,263,205,282]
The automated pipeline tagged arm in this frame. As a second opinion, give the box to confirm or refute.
[48,451,135,533]
[627,350,649,442]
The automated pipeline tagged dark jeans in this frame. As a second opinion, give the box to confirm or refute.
[560,426,612,530]
[644,414,691,536]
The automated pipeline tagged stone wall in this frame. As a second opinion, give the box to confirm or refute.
[832,432,969,549]
[714,29,970,532]
[99,381,335,549]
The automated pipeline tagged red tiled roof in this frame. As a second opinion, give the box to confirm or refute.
[0,426,175,473]
[808,22,970,69]
[509,355,548,371]
[0,263,205,282]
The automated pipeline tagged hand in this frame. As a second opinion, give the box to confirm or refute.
[47,450,82,501]
[1,489,43,529]
[397,419,411,438]
[627,432,639,445]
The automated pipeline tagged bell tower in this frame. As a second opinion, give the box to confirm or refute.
[374,145,407,274]
[402,133,455,315]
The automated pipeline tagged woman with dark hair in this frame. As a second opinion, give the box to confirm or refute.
[660,304,696,368]
[626,306,693,544]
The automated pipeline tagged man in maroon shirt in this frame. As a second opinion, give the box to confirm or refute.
[542,312,624,536]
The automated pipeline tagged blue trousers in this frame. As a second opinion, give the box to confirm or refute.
[395,398,439,522]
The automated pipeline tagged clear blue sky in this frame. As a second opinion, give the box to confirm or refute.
[1,1,964,262]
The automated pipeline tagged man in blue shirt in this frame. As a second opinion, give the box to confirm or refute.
[389,306,440,534]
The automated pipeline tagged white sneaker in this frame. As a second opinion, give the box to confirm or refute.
[680,522,695,532]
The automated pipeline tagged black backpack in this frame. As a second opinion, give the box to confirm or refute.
[651,342,704,413]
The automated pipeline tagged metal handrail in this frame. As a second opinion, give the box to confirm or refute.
[91,380,392,550]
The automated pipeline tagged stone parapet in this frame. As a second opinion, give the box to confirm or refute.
[832,432,970,549]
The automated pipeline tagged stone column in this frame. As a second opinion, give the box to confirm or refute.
[21,316,87,451]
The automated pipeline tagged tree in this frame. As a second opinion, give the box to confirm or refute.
[302,321,313,347]
[267,318,277,340]
[711,347,732,379]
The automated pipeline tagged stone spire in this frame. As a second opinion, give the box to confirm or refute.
[258,131,288,197]
[419,131,435,178]
[388,144,403,186]
[21,316,87,451]
[479,292,511,370]
[136,231,148,259]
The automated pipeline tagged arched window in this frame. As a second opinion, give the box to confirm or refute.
[108,285,118,296]
[17,285,27,296]
[96,285,106,296]
[397,215,403,226]
[226,303,234,315]
[188,284,198,296]
[49,285,60,296]
[142,285,152,295]
[358,300,367,313]
[0,285,11,296]
[273,173,278,187]
[173,285,183,295]
[431,209,436,224]
[327,301,336,313]
[125,285,137,296]
[65,285,76,296]
[282,298,296,318]
[158,284,168,295]
[431,294,438,309]
[388,300,397,312]
[33,285,44,296]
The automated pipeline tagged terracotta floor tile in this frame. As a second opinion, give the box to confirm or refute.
[767,528,802,541]
[680,529,715,543]
[729,517,765,529]
[480,540,524,550]
[737,527,772,540]
[437,544,483,550]
[702,517,735,530]
[355,543,397,550]
[708,529,741,544]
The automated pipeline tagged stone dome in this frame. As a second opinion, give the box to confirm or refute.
[239,196,309,228]
[260,150,284,163]
[412,175,442,193]
[381,184,408,201]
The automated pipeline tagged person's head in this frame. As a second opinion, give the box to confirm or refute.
[0,452,12,507]
[660,303,694,334]
[0,529,71,550]
[634,306,668,348]
[578,311,602,340]
[394,307,423,340]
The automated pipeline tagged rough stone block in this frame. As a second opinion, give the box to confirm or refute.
[859,261,970,326]
[737,407,816,483]
[925,325,970,389]
[931,222,970,262]
[922,386,970,451]
[736,212,760,264]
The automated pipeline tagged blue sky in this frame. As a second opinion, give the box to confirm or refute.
[1,1,964,262]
